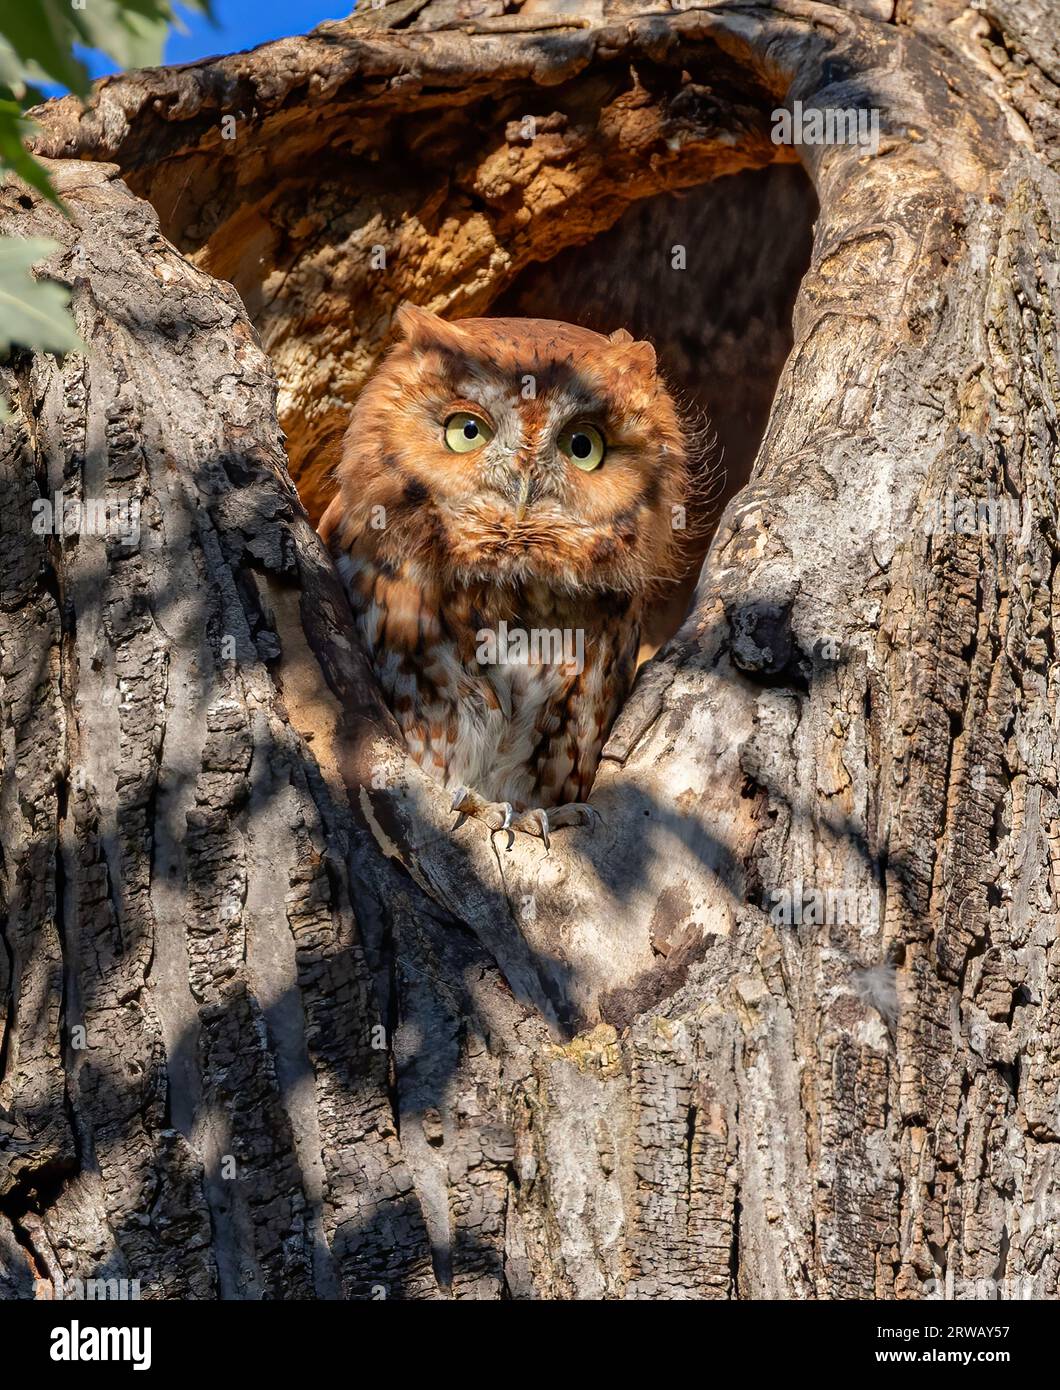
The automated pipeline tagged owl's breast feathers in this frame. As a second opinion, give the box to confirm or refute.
[320,505,639,808]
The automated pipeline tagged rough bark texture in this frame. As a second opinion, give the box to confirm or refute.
[2,0,1059,1299]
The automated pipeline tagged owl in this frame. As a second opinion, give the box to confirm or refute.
[319,304,691,844]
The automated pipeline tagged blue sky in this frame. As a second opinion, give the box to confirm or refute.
[80,1,353,80]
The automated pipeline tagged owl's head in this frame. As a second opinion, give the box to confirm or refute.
[333,304,691,597]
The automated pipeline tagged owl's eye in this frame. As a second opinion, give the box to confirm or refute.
[559,423,606,471]
[444,412,494,452]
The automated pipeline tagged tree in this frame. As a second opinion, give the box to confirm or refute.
[1,0,1058,1300]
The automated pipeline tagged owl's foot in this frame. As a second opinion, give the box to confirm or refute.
[449,786,598,849]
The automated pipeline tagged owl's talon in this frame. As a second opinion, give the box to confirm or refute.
[542,801,598,832]
[449,787,596,848]
[525,808,551,849]
[450,787,513,835]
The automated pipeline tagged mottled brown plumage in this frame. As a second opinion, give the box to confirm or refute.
[320,304,691,842]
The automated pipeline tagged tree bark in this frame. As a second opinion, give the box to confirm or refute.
[2,0,1059,1299]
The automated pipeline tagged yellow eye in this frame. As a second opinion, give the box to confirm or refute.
[559,423,606,471]
[444,412,493,452]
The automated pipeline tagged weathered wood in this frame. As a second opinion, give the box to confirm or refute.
[0,161,435,1299]
[2,0,1059,1300]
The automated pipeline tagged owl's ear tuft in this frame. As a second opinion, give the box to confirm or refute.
[608,329,656,374]
[395,302,468,353]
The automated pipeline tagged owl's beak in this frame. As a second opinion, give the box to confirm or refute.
[513,474,532,523]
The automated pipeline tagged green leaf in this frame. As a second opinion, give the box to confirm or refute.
[68,1,215,80]
[0,237,84,354]
[0,0,215,99]
[73,0,173,73]
[0,101,62,205]
[0,38,43,101]
[0,1,92,97]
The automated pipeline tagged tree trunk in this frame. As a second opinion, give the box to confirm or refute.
[2,0,1059,1300]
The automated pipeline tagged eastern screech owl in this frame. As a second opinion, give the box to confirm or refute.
[320,304,691,843]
